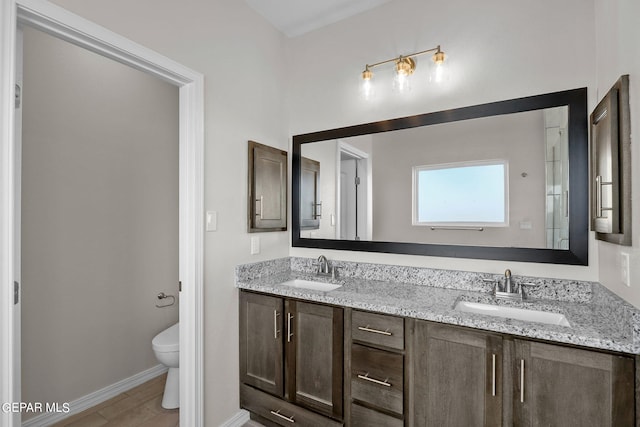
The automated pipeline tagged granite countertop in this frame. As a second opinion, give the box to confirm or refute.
[236,264,640,355]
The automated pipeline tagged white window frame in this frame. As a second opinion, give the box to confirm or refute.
[412,159,510,228]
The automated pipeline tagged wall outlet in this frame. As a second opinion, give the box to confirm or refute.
[250,236,260,255]
[621,252,630,287]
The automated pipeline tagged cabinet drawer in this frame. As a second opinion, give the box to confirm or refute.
[241,384,343,427]
[352,310,404,350]
[351,403,403,427]
[351,344,403,415]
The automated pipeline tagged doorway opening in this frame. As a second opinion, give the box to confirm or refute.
[0,2,204,426]
[337,142,371,241]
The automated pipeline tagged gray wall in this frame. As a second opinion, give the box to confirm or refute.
[21,26,179,412]
[372,110,546,247]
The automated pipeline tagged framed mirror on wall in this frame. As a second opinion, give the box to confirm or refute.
[292,88,589,265]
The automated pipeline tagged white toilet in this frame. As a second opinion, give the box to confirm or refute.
[152,323,179,409]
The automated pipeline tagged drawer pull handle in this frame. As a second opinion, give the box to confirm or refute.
[358,373,391,387]
[287,313,294,343]
[273,310,280,339]
[357,325,392,336]
[520,359,525,403]
[491,353,496,397]
[270,409,295,423]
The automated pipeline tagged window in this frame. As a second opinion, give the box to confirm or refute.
[413,160,509,227]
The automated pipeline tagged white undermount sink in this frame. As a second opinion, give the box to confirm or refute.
[455,301,571,327]
[280,279,342,292]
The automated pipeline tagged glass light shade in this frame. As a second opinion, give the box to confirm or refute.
[361,77,375,100]
[361,68,375,100]
[393,72,412,93]
[430,51,448,83]
[393,57,415,93]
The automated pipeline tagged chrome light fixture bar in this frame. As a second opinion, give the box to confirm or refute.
[361,45,446,97]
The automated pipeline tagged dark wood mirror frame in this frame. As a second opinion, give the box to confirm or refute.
[292,88,588,265]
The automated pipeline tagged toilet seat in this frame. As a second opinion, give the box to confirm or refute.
[152,323,179,352]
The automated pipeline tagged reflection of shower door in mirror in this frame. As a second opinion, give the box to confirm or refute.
[544,107,570,249]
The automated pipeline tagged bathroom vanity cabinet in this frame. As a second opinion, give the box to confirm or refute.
[348,310,408,427]
[239,291,343,426]
[412,321,503,426]
[239,290,635,426]
[512,339,634,426]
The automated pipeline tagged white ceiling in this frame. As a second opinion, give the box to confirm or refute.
[245,0,393,38]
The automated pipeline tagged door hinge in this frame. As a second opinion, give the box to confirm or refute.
[14,281,19,304]
[355,176,361,186]
[179,281,182,292]
[15,84,21,109]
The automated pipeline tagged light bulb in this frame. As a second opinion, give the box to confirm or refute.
[393,57,415,93]
[430,49,448,83]
[393,72,411,93]
[361,67,375,100]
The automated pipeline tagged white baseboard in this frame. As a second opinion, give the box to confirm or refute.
[22,364,168,427]
[220,409,250,427]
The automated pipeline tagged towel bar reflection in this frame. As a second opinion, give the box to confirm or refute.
[430,226,484,231]
[156,292,176,308]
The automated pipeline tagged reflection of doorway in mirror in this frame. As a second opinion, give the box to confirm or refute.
[337,142,371,240]
[544,106,570,249]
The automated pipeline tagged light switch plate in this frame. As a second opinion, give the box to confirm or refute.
[206,211,217,232]
[621,252,630,287]
[251,236,260,255]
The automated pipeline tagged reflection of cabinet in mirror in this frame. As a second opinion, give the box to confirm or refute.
[248,141,287,232]
[300,157,321,230]
[590,75,631,245]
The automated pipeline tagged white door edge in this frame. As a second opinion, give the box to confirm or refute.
[0,1,205,426]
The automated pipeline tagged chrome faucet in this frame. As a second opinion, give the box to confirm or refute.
[504,269,513,293]
[316,255,330,275]
[482,269,538,301]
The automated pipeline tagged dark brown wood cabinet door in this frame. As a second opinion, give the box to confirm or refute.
[513,340,634,427]
[239,292,284,397]
[248,141,287,232]
[286,300,343,420]
[413,321,503,427]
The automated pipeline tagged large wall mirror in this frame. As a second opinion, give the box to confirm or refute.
[292,88,588,265]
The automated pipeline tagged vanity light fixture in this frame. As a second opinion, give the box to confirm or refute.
[361,45,447,96]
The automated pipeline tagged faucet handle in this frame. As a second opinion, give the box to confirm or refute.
[482,278,500,293]
[518,282,538,298]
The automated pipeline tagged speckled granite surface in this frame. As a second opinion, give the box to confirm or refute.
[235,257,640,354]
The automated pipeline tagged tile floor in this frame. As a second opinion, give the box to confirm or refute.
[49,373,179,427]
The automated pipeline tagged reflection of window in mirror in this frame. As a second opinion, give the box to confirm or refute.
[300,157,321,230]
[412,160,509,227]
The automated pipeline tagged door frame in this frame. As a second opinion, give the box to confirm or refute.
[0,1,205,426]
[336,141,371,240]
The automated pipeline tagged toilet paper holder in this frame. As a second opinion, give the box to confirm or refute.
[156,292,176,308]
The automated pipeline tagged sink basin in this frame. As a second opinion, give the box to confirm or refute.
[280,279,342,292]
[455,301,571,327]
